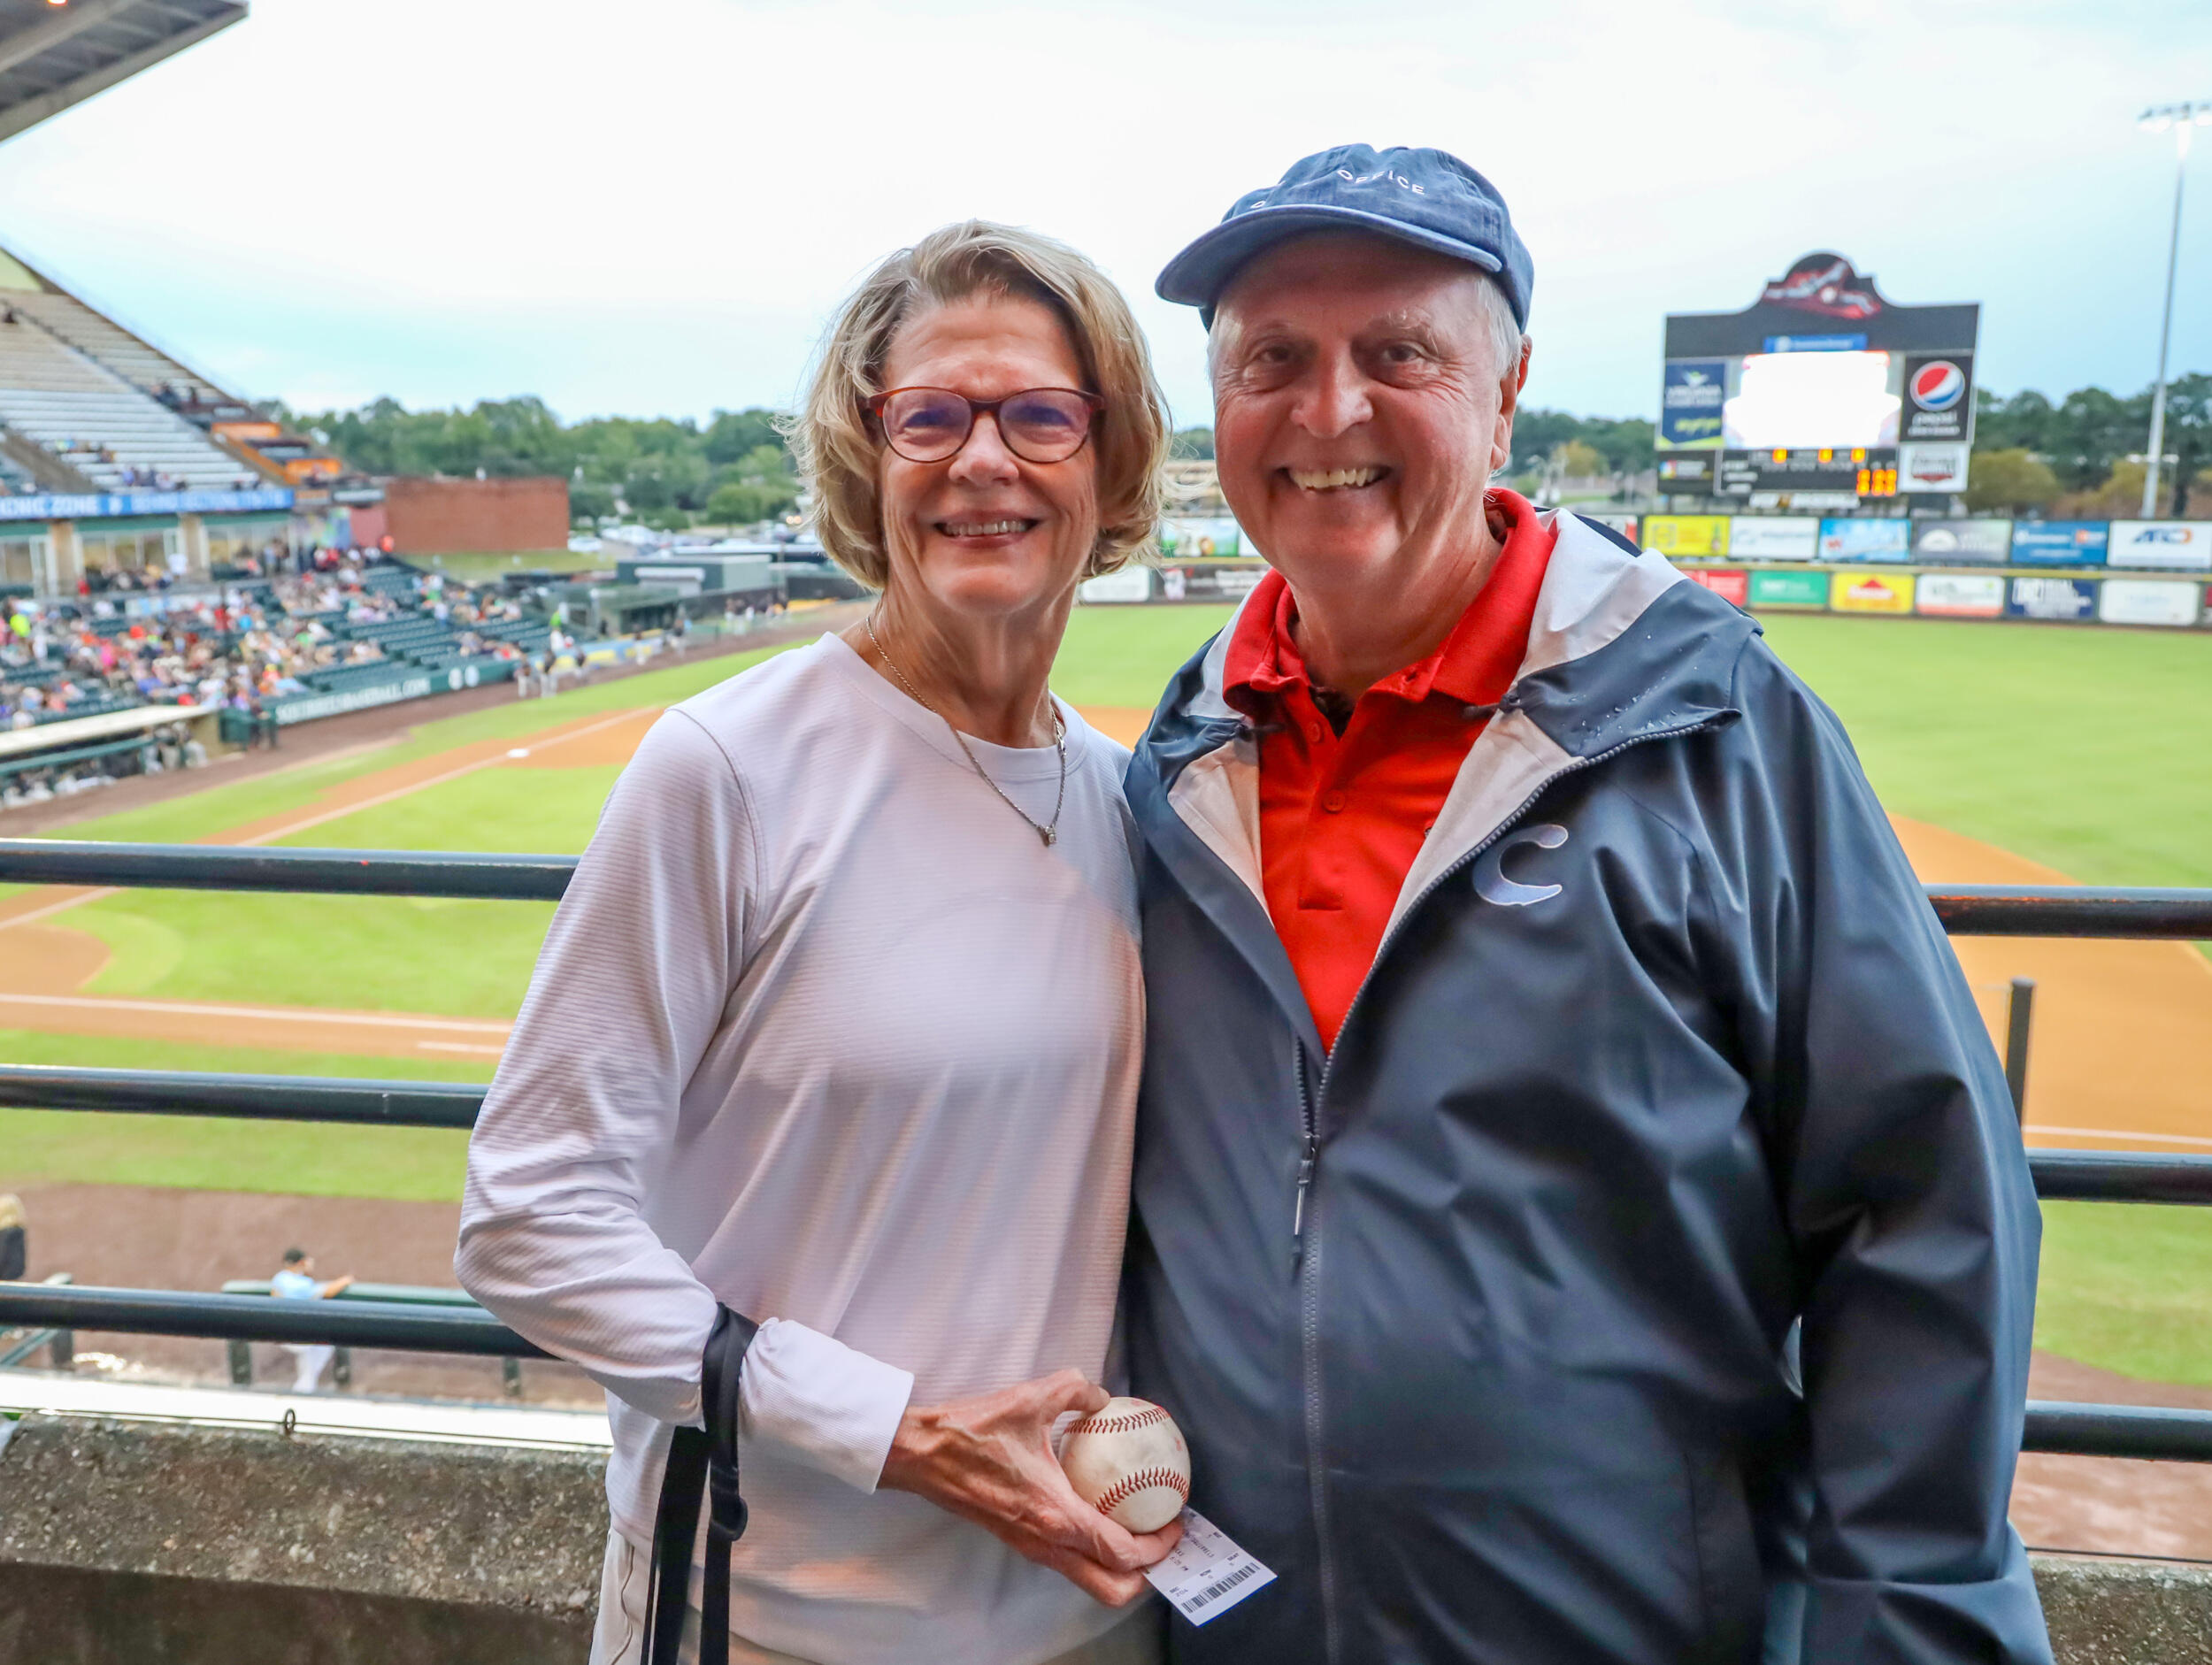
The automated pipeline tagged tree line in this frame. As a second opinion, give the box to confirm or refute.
[278,395,803,530]
[1965,375,2209,517]
[289,371,2210,528]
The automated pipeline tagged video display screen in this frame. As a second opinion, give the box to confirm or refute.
[1722,351,1901,450]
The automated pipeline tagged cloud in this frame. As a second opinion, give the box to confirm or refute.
[0,0,2200,422]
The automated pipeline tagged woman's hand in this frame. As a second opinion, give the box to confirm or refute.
[878,1369,1183,1607]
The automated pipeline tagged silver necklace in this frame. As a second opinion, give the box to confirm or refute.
[864,613,1067,848]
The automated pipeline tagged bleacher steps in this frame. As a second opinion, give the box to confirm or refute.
[0,424,96,492]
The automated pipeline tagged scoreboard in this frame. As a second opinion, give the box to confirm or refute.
[1717,449,1898,498]
[1657,254,1978,508]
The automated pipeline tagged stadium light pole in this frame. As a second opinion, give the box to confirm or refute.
[2137,101,2212,518]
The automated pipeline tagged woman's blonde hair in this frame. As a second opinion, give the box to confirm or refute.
[791,220,1169,588]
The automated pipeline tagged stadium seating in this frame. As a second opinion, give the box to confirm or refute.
[8,292,221,405]
[0,316,252,489]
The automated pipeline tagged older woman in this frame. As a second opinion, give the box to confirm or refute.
[457,221,1172,1665]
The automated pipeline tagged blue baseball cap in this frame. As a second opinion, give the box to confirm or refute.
[1156,143,1533,330]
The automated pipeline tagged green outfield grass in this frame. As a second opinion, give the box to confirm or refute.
[0,1029,486,1201]
[10,602,2212,1385]
[1761,615,2212,891]
[2035,1201,2212,1388]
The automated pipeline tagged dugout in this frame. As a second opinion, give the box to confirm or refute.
[0,702,223,795]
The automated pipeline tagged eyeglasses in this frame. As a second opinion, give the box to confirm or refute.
[864,386,1104,465]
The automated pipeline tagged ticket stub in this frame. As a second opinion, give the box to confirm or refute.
[1144,1508,1277,1625]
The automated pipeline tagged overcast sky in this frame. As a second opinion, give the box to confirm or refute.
[0,0,2203,428]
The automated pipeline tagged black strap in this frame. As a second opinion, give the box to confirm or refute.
[642,1306,758,1665]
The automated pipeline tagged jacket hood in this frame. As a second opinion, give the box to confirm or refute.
[1126,510,1761,1055]
[1139,510,1754,782]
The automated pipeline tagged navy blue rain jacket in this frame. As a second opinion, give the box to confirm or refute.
[1124,515,2049,1664]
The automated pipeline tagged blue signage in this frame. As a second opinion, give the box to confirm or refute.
[1819,518,1910,562]
[1659,360,1727,449]
[1763,334,1869,353]
[2005,576,2100,622]
[0,487,294,523]
[2008,520,2108,566]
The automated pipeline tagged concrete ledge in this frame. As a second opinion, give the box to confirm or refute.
[0,1415,605,1617]
[4,1414,2211,1662]
[0,1563,591,1665]
[2034,1554,2212,1664]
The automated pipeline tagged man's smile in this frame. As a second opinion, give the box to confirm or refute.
[1282,465,1392,492]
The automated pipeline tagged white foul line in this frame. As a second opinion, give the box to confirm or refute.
[0,990,511,1035]
[232,706,646,847]
[0,706,649,932]
[2027,1124,2212,1150]
[0,885,119,929]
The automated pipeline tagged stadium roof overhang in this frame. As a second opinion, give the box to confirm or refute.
[0,0,244,145]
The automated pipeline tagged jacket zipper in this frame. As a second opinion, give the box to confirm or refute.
[1292,1041,1340,1665]
[1283,699,1728,1665]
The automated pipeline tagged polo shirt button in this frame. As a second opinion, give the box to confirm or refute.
[1323,791,1348,813]
[1304,720,1324,742]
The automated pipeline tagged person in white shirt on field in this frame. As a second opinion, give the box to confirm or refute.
[457,221,1177,1665]
[270,1247,354,1393]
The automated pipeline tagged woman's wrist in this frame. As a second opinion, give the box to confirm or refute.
[877,1404,948,1495]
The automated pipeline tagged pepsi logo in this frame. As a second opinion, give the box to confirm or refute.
[1910,361,1966,411]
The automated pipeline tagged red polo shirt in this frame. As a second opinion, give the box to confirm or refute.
[1223,490,1555,1050]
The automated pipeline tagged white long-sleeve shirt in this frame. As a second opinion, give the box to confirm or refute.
[457,634,1144,1665]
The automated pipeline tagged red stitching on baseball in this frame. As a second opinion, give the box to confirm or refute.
[1070,1405,1168,1437]
[1094,1465,1190,1514]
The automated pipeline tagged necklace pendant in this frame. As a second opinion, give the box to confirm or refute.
[1041,826,1056,848]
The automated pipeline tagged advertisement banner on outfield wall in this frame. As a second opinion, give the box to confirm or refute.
[1831,572,1915,613]
[1641,515,1730,557]
[1748,570,1831,608]
[1726,517,1819,560]
[1909,519,2012,564]
[1683,568,1749,606]
[1915,573,2006,618]
[2097,579,2200,627]
[1158,518,1248,558]
[2008,521,2109,565]
[1819,518,1910,562]
[2107,520,2212,572]
[1077,567,1155,603]
[2006,577,2099,622]
[1160,564,1266,602]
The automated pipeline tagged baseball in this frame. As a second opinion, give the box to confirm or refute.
[1059,1396,1192,1534]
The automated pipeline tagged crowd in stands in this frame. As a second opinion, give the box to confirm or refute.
[1,549,541,810]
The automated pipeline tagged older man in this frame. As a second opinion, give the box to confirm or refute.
[1124,146,2047,1664]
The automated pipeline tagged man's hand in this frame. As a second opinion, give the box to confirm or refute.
[878,1369,1183,1607]
[320,1274,356,1298]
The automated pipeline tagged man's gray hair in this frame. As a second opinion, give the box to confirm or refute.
[1471,272,1524,382]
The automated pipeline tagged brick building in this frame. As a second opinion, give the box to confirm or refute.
[381,476,568,556]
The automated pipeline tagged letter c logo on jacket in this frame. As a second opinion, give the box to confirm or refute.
[1472,824,1570,907]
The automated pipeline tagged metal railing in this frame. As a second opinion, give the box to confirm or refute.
[3,838,2211,1464]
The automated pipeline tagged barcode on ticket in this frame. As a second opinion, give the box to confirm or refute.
[1143,1508,1277,1626]
[1177,1561,1260,1614]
